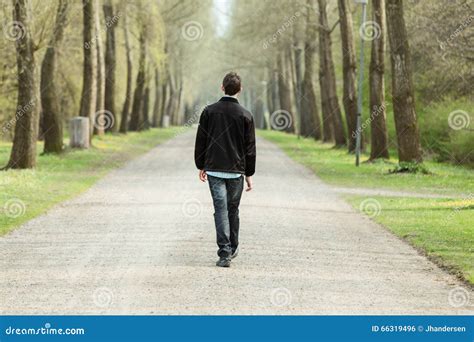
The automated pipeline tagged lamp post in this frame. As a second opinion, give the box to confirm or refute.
[355,0,368,166]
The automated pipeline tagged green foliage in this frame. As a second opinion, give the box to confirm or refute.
[388,162,431,175]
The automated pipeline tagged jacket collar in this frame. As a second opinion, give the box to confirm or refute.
[219,96,239,104]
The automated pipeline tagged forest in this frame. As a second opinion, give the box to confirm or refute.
[0,0,472,169]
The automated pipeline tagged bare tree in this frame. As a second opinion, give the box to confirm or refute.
[4,0,39,169]
[369,0,389,160]
[338,0,358,152]
[318,0,346,146]
[79,0,97,139]
[41,0,69,154]
[386,0,422,163]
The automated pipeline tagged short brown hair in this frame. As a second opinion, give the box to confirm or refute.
[222,72,241,96]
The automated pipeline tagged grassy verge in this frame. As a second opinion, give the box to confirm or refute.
[0,128,181,236]
[259,130,474,285]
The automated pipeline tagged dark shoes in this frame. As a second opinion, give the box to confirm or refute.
[231,246,239,259]
[216,257,231,268]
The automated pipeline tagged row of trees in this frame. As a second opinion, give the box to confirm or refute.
[225,0,437,165]
[2,0,210,169]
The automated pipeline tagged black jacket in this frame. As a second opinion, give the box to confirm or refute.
[194,97,256,176]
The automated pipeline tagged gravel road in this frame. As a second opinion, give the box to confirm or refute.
[0,130,472,314]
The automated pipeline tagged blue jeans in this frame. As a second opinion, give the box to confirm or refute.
[208,175,244,258]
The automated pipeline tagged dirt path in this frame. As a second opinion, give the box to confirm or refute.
[0,130,472,314]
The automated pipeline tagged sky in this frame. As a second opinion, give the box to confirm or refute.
[212,0,233,37]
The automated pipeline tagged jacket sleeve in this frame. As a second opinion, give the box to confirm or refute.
[244,115,256,176]
[194,108,209,170]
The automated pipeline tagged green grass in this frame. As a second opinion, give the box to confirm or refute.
[348,196,474,284]
[260,129,474,285]
[0,128,181,236]
[259,130,473,196]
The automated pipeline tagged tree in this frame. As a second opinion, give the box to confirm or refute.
[277,52,295,133]
[338,0,358,152]
[151,67,162,127]
[4,0,39,169]
[119,7,132,133]
[41,0,69,154]
[79,0,97,139]
[103,0,118,132]
[93,0,105,136]
[300,0,321,139]
[318,0,346,146]
[369,0,389,160]
[128,28,146,131]
[386,0,422,163]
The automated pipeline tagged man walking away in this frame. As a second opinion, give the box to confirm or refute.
[194,72,256,267]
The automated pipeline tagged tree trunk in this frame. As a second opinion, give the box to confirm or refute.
[79,0,97,140]
[152,67,161,127]
[93,0,105,136]
[5,0,39,169]
[300,0,322,139]
[142,84,151,130]
[318,0,346,146]
[119,10,132,133]
[338,0,358,152]
[128,29,146,131]
[103,0,118,132]
[386,0,422,163]
[41,0,69,154]
[369,0,389,160]
[276,52,295,132]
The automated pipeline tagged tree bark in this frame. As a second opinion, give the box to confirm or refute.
[119,10,132,133]
[103,0,118,132]
[277,52,295,133]
[338,0,358,152]
[41,0,69,154]
[79,0,97,139]
[5,0,39,169]
[142,84,151,130]
[386,0,422,163]
[300,0,322,139]
[318,0,346,146]
[369,0,389,160]
[128,29,146,131]
[93,0,105,136]
[152,67,161,127]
